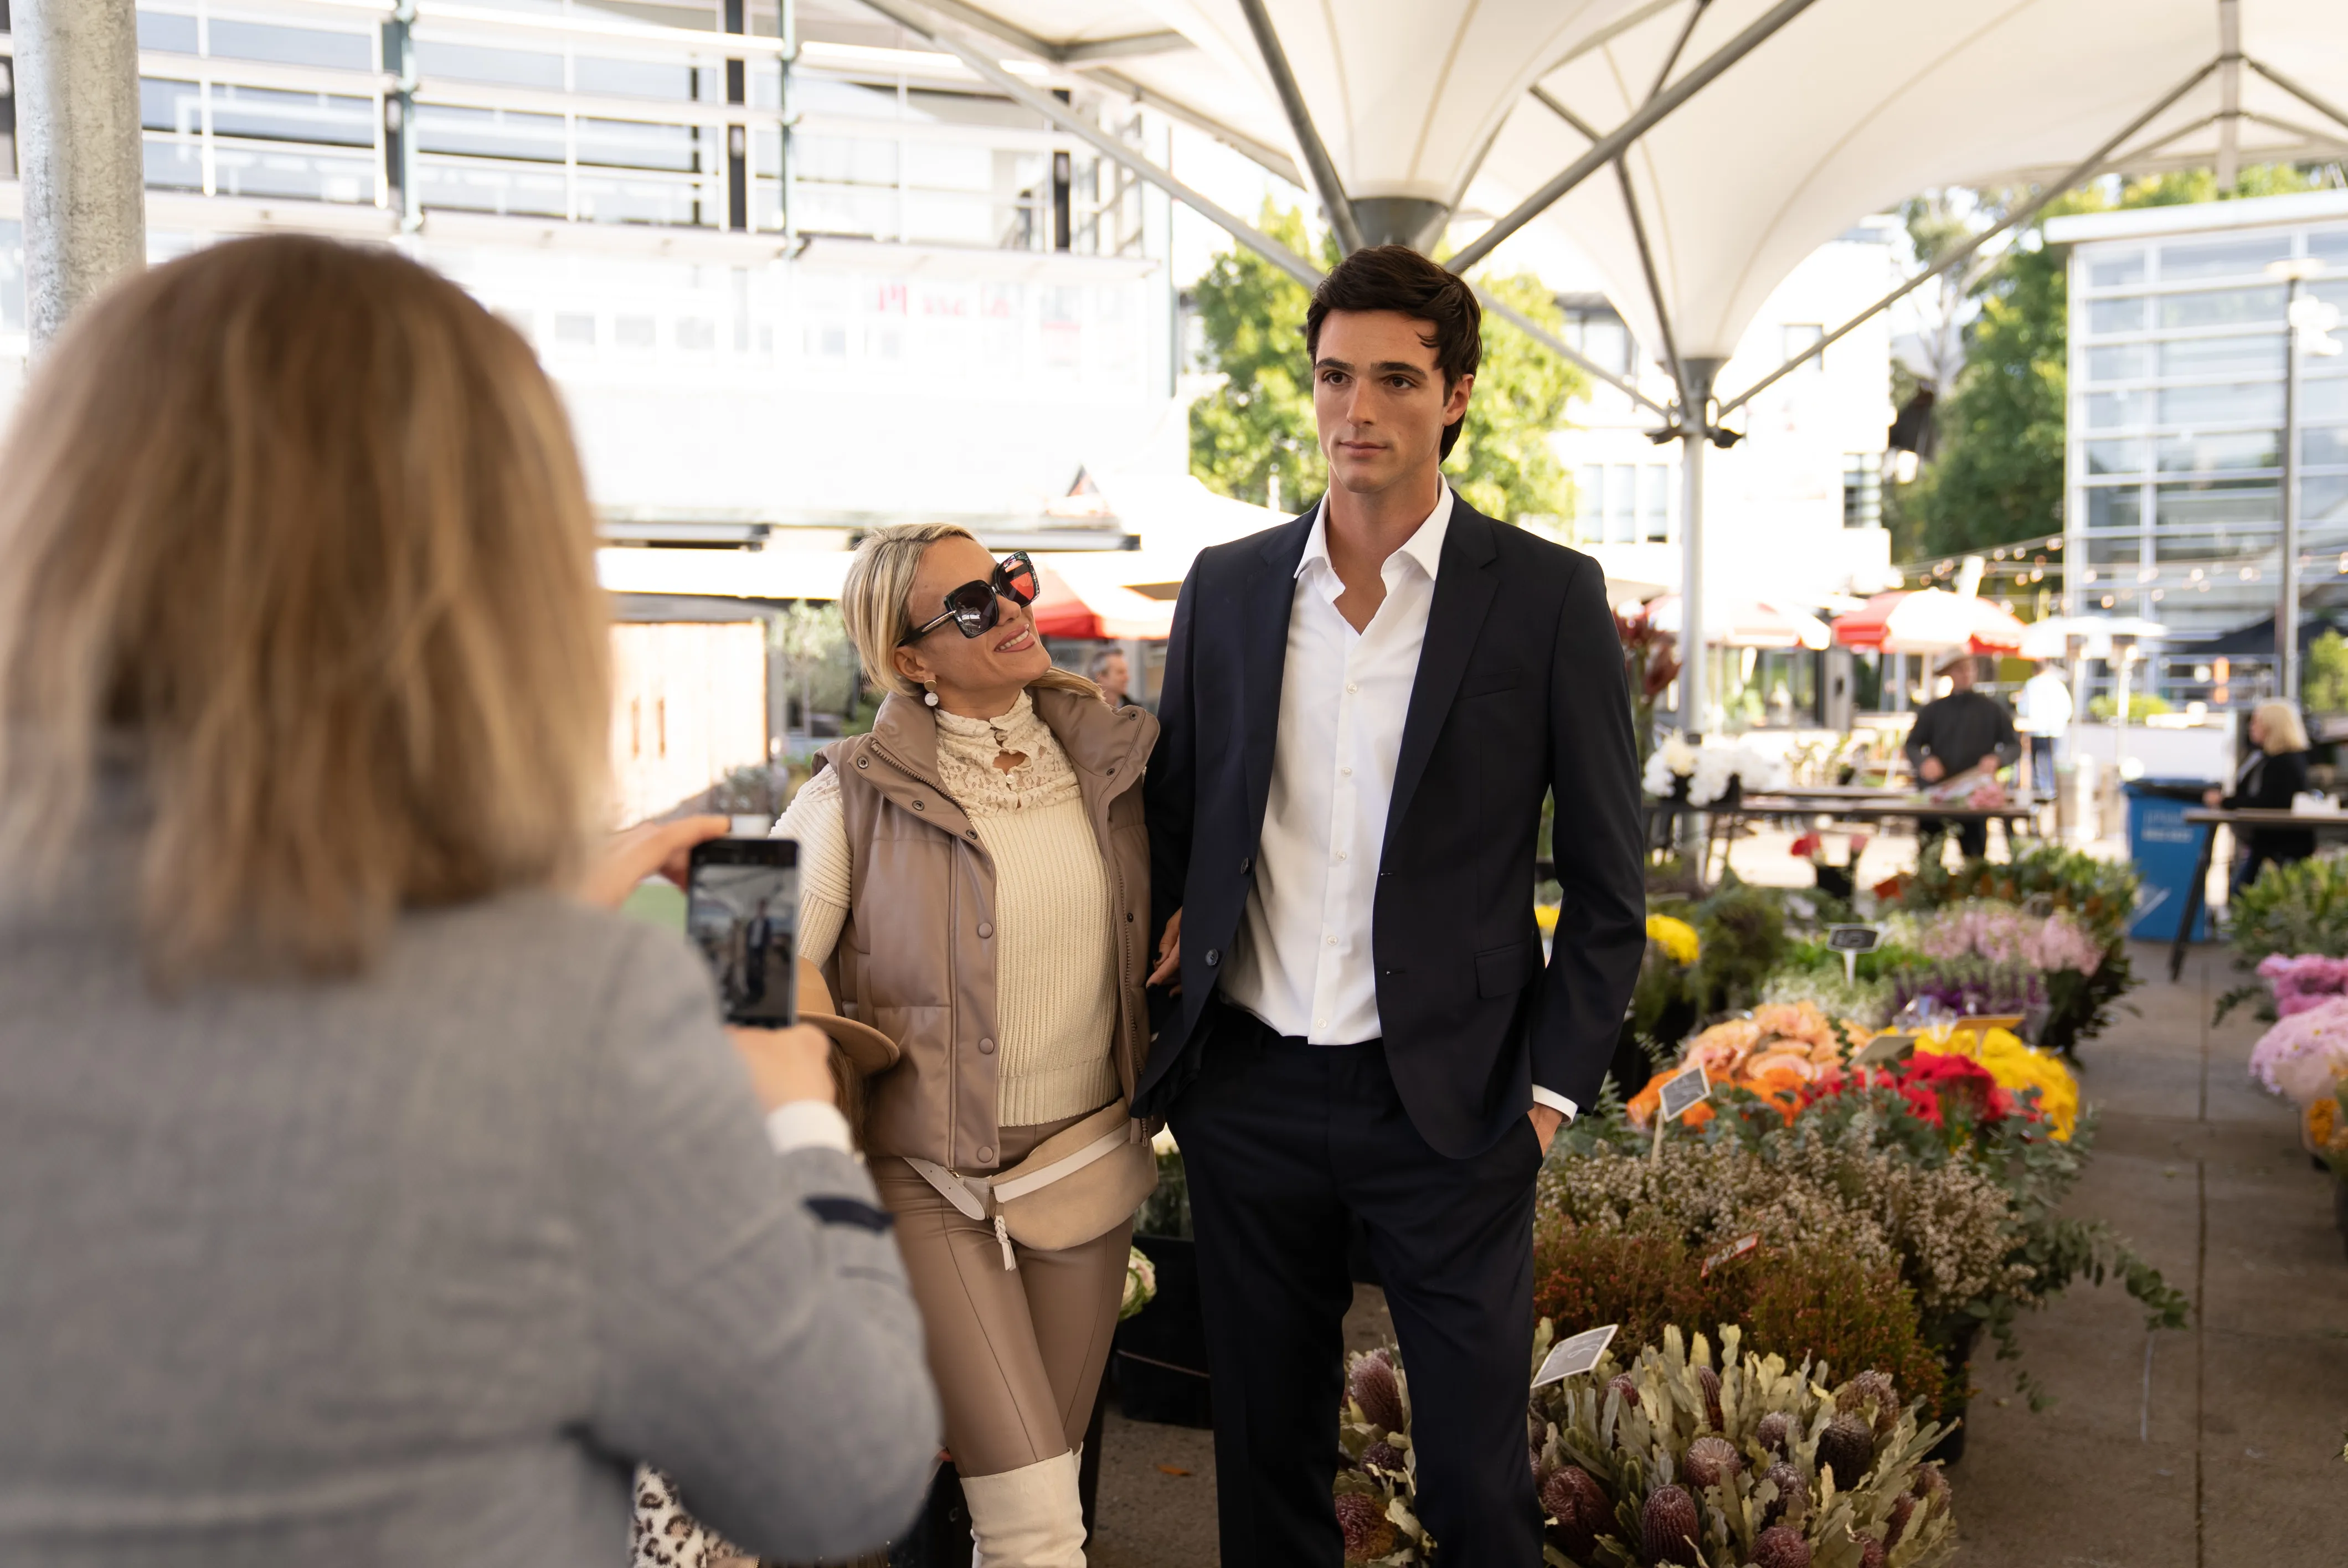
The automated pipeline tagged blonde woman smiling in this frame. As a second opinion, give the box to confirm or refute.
[770,524,1158,1568]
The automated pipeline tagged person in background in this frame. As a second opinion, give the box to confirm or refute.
[1090,646,1131,709]
[768,524,1158,1568]
[2016,659,2072,795]
[2203,700,2316,892]
[1905,652,2020,860]
[0,235,936,1567]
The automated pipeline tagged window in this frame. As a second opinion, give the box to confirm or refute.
[1642,465,1673,541]
[554,313,596,347]
[2086,439,2147,475]
[2161,235,2290,280]
[1841,453,1882,529]
[2158,431,2279,472]
[1781,323,1825,372]
[2159,334,2284,378]
[2085,344,2148,381]
[677,317,717,352]
[1608,463,1638,543]
[2085,390,2148,429]
[2310,231,2348,269]
[2086,297,2146,335]
[414,40,565,90]
[2087,250,2146,287]
[1574,465,1603,544]
[207,20,373,71]
[2155,478,2280,530]
[2085,534,2141,566]
[615,316,656,350]
[2160,287,2285,330]
[2084,486,2143,530]
[2305,426,2348,467]
[2158,381,2284,425]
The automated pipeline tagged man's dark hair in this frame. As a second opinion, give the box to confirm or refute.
[1305,245,1482,458]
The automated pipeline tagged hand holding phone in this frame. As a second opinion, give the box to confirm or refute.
[726,1024,838,1111]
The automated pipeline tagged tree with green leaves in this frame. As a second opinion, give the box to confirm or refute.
[1892,165,2331,561]
[1187,205,1584,524]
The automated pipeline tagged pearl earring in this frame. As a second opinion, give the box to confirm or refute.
[923,684,940,708]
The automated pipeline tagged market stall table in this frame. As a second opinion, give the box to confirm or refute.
[1714,793,2049,883]
[2166,807,2348,981]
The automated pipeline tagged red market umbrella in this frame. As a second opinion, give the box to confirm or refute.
[1830,589,2027,655]
[1027,563,1176,641]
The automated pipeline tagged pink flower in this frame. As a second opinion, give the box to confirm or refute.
[2249,996,2348,1105]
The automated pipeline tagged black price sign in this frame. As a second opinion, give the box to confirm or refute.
[1826,924,1882,953]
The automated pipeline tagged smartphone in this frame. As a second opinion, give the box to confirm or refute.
[686,837,799,1027]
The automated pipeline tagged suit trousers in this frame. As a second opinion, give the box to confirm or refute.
[1168,1002,1543,1567]
[869,1108,1131,1479]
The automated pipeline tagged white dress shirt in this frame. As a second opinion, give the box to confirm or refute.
[1224,486,1575,1121]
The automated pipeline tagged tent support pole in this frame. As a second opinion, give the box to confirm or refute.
[16,0,144,350]
[1618,161,1694,429]
[1716,56,2220,418]
[1234,0,1362,254]
[1679,358,1722,747]
[1475,288,1674,417]
[1445,0,1820,275]
[2281,271,2306,702]
[2246,57,2348,142]
[2216,0,2242,189]
[854,0,1326,290]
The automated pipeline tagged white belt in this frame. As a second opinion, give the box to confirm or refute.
[904,1127,1131,1270]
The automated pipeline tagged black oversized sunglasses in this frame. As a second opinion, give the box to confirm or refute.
[899,551,1040,645]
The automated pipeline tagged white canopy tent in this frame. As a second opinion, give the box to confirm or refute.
[836,1,2348,734]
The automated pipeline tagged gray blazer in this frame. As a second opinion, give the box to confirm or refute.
[0,811,938,1565]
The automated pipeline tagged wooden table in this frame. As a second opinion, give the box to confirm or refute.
[1698,793,2046,884]
[2166,807,2348,980]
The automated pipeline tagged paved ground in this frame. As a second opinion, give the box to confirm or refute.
[1085,938,2348,1566]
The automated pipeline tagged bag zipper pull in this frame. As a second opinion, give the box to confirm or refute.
[995,1214,1018,1271]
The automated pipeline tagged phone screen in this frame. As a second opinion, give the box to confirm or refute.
[686,838,799,1027]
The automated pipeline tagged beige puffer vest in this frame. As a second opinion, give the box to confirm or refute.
[818,686,1157,1173]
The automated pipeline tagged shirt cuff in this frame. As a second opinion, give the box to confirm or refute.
[765,1101,856,1157]
[1531,1085,1578,1121]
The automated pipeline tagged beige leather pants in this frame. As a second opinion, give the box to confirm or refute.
[870,1111,1131,1480]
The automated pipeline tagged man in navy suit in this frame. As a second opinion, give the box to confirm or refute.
[1138,246,1646,1566]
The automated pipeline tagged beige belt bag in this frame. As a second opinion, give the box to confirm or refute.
[904,1100,1157,1270]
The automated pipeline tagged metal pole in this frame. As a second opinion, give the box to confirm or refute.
[1445,0,1821,276]
[2282,272,2304,702]
[1473,287,1674,418]
[1234,0,1361,254]
[16,0,145,349]
[1716,58,2221,418]
[1680,358,1723,740]
[854,0,1326,290]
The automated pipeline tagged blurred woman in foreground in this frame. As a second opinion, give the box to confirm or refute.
[0,236,935,1566]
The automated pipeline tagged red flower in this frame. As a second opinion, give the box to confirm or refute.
[1790,833,1822,860]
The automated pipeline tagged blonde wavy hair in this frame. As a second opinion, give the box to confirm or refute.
[0,235,611,979]
[2255,700,2311,754]
[841,522,1099,704]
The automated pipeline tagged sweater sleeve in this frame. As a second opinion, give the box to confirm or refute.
[773,768,849,968]
[578,925,938,1562]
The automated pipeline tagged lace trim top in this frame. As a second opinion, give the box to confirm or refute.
[928,692,1081,816]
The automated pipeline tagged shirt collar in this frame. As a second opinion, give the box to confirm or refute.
[1295,484,1454,583]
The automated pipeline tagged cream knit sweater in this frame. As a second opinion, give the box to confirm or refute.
[776,692,1119,1128]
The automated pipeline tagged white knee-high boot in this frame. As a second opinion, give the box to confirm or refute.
[960,1449,1085,1568]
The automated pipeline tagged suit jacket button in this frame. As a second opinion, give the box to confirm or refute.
[977,922,994,938]
[1240,855,1252,873]
[1204,948,1221,966]
[979,1038,996,1055]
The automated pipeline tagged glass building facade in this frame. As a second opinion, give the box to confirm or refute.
[2062,198,2348,703]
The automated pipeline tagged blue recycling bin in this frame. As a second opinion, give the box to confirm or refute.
[2124,778,2212,942]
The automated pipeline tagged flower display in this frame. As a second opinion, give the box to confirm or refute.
[2256,953,2348,1017]
[1629,1001,1870,1128]
[1642,735,1788,806]
[2248,996,2348,1106]
[1647,913,1702,967]
[1119,1245,1158,1322]
[1907,898,2104,976]
[1915,1027,2081,1141]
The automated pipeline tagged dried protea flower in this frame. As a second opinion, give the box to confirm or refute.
[1541,1464,1608,1560]
[1640,1483,1702,1567]
[1360,1441,1407,1480]
[1760,1461,1808,1529]
[1695,1364,1724,1432]
[1681,1435,1743,1490]
[1348,1353,1404,1433]
[1858,1535,1886,1568]
[1755,1410,1792,1454]
[1605,1373,1643,1420]
[1336,1493,1397,1565]
[1752,1524,1814,1568]
[1837,1370,1898,1437]
[1912,1462,1950,1513]
[1815,1414,1874,1488]
[1884,1492,1916,1550]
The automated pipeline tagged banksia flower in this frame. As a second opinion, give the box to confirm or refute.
[1606,1373,1644,1420]
[1815,1414,1874,1488]
[1912,1462,1950,1514]
[1760,1461,1808,1529]
[1640,1484,1702,1566]
[1755,1410,1792,1454]
[1752,1524,1813,1568]
[1883,1492,1916,1550]
[1695,1364,1724,1432]
[1541,1464,1608,1560]
[1682,1435,1742,1490]
[1837,1370,1898,1437]
[1348,1353,1404,1433]
[1858,1535,1886,1568]
[1360,1441,1407,1480]
[1336,1493,1396,1565]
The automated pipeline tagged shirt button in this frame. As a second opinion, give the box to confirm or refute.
[1335,850,1348,861]
[1326,935,1338,946]
[1341,766,1353,776]
[977,921,994,938]
[978,1146,995,1163]
[979,1038,996,1055]
[1346,682,1359,694]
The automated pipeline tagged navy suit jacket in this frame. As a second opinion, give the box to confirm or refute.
[1137,496,1648,1158]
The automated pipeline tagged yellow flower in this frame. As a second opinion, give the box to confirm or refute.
[2310,1096,2339,1151]
[1919,1027,2081,1141]
[1536,903,1561,935]
[1646,914,1700,966]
